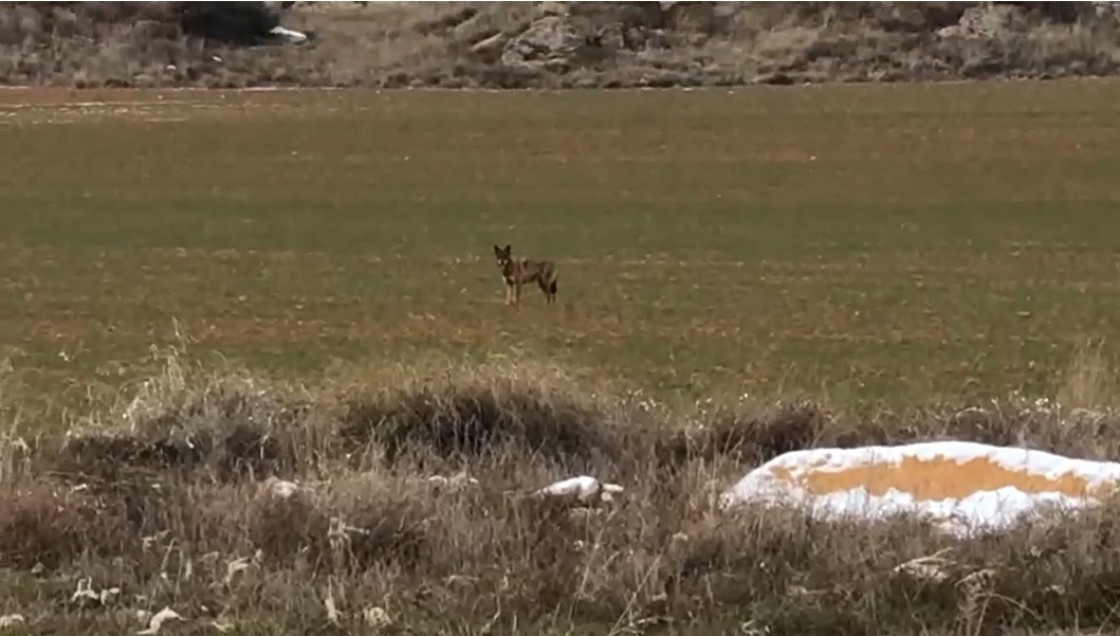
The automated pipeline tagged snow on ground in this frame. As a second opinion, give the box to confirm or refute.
[719,440,1120,536]
[269,25,309,44]
[536,475,624,505]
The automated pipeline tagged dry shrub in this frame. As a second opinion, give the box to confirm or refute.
[247,474,433,574]
[246,482,327,567]
[56,382,319,483]
[324,476,433,573]
[484,495,615,615]
[915,395,1120,463]
[0,485,86,569]
[659,399,830,469]
[0,483,129,569]
[339,383,620,472]
[661,499,1120,633]
[677,508,958,632]
[1058,337,1117,410]
[57,430,205,479]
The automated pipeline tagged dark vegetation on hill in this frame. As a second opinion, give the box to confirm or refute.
[2,1,1119,88]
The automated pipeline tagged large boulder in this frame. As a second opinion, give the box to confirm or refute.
[720,440,1120,537]
[501,15,589,72]
[937,3,1030,39]
[501,2,664,72]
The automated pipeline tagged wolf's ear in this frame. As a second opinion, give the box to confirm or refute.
[493,244,501,255]
[504,244,511,253]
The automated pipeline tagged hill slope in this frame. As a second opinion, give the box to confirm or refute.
[2,2,1119,88]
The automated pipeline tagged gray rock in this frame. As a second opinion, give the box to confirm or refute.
[937,3,1028,39]
[501,15,586,72]
[500,3,661,73]
[536,2,569,18]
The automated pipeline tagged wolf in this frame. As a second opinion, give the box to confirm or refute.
[493,244,558,307]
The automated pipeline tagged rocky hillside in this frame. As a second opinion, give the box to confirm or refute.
[2,1,1119,88]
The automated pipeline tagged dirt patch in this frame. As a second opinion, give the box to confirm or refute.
[0,92,288,125]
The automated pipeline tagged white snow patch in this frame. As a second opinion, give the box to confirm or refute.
[270,25,308,44]
[137,607,183,635]
[262,477,305,500]
[70,578,120,606]
[363,606,392,628]
[224,555,254,586]
[536,475,624,504]
[719,440,1120,537]
[426,470,480,492]
[891,547,955,583]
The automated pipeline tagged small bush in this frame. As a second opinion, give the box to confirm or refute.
[0,485,86,568]
[658,399,830,470]
[56,383,318,482]
[0,483,131,569]
[339,384,620,471]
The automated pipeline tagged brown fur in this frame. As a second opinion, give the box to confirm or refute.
[493,244,558,307]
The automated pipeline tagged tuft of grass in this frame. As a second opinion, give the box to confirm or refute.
[0,484,88,570]
[0,482,133,570]
[655,399,831,470]
[339,382,619,472]
[1058,337,1117,411]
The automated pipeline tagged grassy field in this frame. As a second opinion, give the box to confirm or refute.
[4,81,1120,423]
[5,81,1120,634]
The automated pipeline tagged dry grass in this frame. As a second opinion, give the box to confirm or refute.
[5,347,1120,633]
[1057,338,1116,410]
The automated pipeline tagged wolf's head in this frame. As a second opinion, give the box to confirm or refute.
[493,244,512,270]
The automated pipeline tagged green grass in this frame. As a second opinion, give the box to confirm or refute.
[4,81,1120,427]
